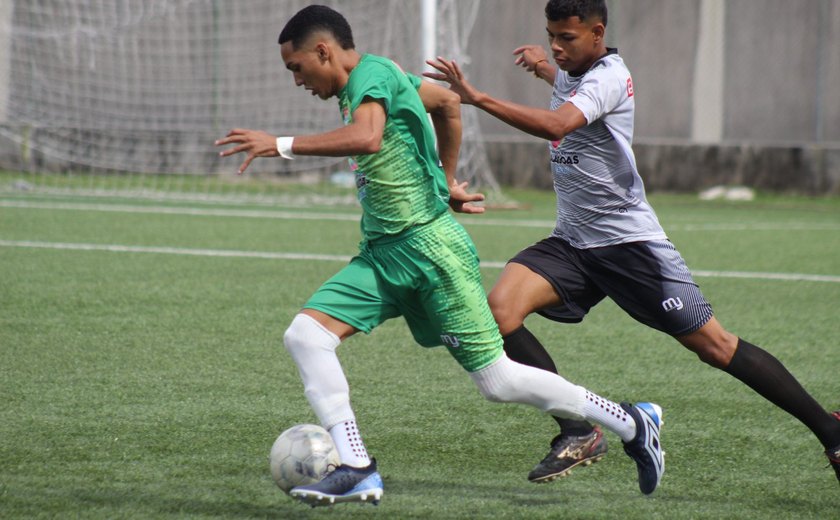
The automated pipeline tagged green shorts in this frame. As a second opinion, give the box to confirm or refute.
[304,213,503,372]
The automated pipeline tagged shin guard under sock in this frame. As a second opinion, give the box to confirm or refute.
[503,326,594,435]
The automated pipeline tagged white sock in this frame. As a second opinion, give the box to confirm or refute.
[582,391,637,442]
[470,355,638,441]
[283,313,356,436]
[469,355,587,419]
[329,420,371,468]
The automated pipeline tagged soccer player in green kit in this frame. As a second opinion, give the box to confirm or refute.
[216,5,664,506]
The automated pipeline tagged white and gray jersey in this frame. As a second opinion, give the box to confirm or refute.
[549,49,667,249]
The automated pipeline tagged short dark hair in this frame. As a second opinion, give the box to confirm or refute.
[278,5,355,50]
[545,0,608,26]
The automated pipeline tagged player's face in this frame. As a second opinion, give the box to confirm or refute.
[546,17,605,75]
[281,39,335,100]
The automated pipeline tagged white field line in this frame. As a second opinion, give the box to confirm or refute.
[0,200,361,223]
[2,199,839,231]
[2,239,839,284]
[0,240,353,263]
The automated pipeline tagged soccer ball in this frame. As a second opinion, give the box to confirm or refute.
[269,424,340,494]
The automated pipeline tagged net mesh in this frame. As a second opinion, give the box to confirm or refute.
[0,0,502,204]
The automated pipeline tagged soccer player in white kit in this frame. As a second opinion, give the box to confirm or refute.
[426,0,840,488]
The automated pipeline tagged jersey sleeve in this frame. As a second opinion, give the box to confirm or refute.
[567,67,628,124]
[406,72,422,90]
[348,61,399,114]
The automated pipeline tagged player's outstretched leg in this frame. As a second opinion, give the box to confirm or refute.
[620,402,664,495]
[469,356,663,492]
[827,411,840,487]
[290,459,383,507]
[528,426,608,483]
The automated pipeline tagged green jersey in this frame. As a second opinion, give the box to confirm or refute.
[338,54,450,242]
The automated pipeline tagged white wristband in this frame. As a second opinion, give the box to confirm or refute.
[276,136,295,160]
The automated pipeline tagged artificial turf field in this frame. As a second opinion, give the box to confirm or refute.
[1,186,838,519]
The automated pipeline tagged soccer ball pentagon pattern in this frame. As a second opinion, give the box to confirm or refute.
[270,424,340,494]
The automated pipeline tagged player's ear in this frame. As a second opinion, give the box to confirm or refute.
[592,23,605,43]
[315,42,330,63]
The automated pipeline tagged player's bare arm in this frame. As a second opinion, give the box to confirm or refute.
[417,80,485,214]
[424,57,587,142]
[416,81,461,183]
[215,100,386,174]
[513,44,556,84]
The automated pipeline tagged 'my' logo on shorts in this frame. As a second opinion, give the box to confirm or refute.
[440,334,460,348]
[662,297,684,312]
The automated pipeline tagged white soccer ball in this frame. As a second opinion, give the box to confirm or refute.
[269,424,340,494]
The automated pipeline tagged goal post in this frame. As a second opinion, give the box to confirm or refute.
[0,0,504,206]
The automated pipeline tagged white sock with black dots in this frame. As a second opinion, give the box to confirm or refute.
[582,391,636,442]
[329,419,371,468]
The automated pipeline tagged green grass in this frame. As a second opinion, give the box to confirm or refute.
[1,188,838,519]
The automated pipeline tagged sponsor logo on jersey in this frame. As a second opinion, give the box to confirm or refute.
[349,158,368,200]
[661,297,684,312]
[440,334,461,348]
[550,152,580,165]
[355,172,368,189]
[626,77,634,97]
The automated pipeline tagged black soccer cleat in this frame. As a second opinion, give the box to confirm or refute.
[620,402,664,495]
[528,426,608,483]
[290,458,383,507]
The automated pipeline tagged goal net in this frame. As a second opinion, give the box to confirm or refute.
[0,0,501,206]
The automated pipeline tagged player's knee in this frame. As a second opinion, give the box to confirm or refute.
[486,289,504,318]
[487,291,522,335]
[283,313,338,356]
[475,381,509,403]
[469,356,522,404]
[694,348,724,368]
[684,331,738,369]
[706,342,737,368]
[282,316,306,354]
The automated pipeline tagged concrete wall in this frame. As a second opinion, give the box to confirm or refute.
[468,0,839,145]
[487,141,840,195]
[725,0,820,142]
[465,0,840,193]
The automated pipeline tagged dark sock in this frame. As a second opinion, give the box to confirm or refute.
[725,338,840,448]
[503,326,594,436]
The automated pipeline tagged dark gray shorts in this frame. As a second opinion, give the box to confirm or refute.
[510,237,713,336]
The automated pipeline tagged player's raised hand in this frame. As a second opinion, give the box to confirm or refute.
[423,57,481,105]
[448,179,485,214]
[512,45,549,74]
[215,128,279,174]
